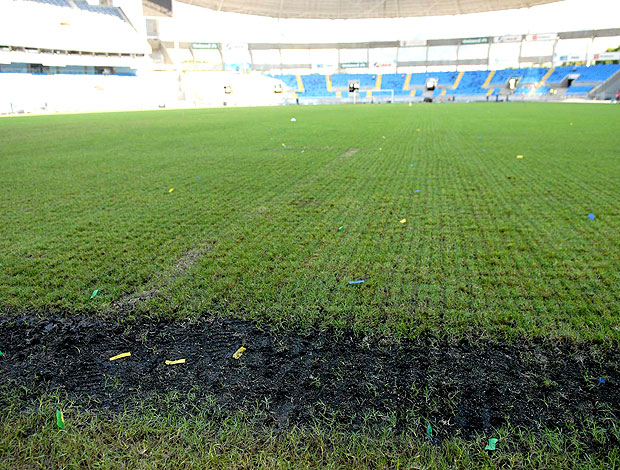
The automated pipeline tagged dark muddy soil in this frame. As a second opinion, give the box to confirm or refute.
[0,315,618,439]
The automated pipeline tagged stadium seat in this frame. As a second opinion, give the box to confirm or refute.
[565,85,594,95]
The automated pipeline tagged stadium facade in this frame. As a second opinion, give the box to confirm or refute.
[1,0,619,113]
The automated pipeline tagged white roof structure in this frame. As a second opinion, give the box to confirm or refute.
[178,0,561,19]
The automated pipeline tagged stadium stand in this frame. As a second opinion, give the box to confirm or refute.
[274,74,300,90]
[0,0,149,66]
[380,74,409,96]
[27,0,71,6]
[270,64,619,101]
[573,64,620,83]
[331,73,377,89]
[565,85,595,95]
[445,70,488,96]
[299,75,337,97]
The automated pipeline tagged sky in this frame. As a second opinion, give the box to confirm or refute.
[158,0,620,43]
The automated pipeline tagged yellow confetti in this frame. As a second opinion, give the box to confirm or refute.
[400,219,407,224]
[516,155,524,159]
[109,352,131,361]
[233,346,246,360]
[169,188,174,193]
[416,128,421,132]
[165,359,186,365]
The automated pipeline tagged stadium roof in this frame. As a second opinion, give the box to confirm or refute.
[178,0,561,19]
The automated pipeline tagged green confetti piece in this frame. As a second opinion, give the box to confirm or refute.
[0,350,3,356]
[426,423,432,439]
[90,289,99,300]
[485,438,499,451]
[338,226,344,231]
[56,409,65,430]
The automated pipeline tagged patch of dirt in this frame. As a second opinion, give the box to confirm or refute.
[0,315,618,440]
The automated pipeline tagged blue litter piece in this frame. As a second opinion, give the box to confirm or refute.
[599,377,605,384]
[414,190,421,193]
[478,136,482,140]
[482,149,486,152]
[197,176,200,179]
[348,280,365,285]
[588,213,595,220]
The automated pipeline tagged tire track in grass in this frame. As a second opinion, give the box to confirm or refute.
[121,137,341,315]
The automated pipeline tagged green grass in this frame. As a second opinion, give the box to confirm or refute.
[2,103,620,468]
[1,103,620,341]
[1,391,618,469]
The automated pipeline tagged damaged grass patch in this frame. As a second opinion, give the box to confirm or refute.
[0,314,618,442]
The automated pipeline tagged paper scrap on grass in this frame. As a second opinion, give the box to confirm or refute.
[282,143,287,148]
[588,213,595,220]
[400,219,407,224]
[482,149,486,152]
[169,188,174,193]
[165,359,186,365]
[109,352,131,361]
[414,190,421,193]
[485,438,499,451]
[290,118,296,122]
[90,289,99,300]
[348,280,364,285]
[516,155,524,159]
[56,409,65,430]
[426,423,433,439]
[338,226,344,231]
[233,346,246,360]
[197,176,200,179]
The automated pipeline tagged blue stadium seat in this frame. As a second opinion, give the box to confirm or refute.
[299,75,336,97]
[445,70,487,96]
[331,73,376,89]
[565,85,594,95]
[491,68,549,86]
[381,74,410,96]
[26,0,71,7]
[271,75,299,90]
[573,64,620,83]
[74,0,125,20]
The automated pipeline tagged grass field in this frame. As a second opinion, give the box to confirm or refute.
[1,103,620,339]
[1,102,620,468]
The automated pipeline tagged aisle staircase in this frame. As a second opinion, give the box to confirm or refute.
[452,71,464,89]
[481,70,495,88]
[529,67,554,96]
[403,73,411,90]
